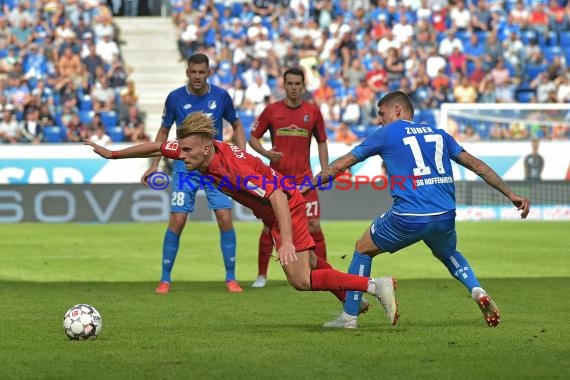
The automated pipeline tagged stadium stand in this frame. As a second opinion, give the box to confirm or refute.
[2,0,568,145]
[0,0,148,145]
[163,0,569,144]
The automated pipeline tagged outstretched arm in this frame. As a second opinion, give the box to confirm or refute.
[310,152,359,188]
[456,151,530,218]
[231,119,246,150]
[83,140,163,159]
[317,141,329,173]
[268,189,297,266]
[249,134,283,163]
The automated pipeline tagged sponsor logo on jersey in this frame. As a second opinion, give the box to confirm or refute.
[164,140,179,152]
[208,100,217,110]
[275,125,309,137]
[183,104,192,109]
[247,182,266,197]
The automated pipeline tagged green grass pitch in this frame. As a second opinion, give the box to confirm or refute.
[1,221,569,379]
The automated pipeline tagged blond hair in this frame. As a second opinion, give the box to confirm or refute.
[177,112,217,140]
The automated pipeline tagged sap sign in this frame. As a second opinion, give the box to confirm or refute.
[0,144,148,184]
[0,159,106,184]
[0,185,169,223]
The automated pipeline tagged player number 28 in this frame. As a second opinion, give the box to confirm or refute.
[402,134,445,176]
[171,192,185,206]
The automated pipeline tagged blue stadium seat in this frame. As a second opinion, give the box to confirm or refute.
[520,30,536,45]
[350,125,370,139]
[466,60,476,76]
[79,95,93,111]
[327,78,343,92]
[237,110,255,134]
[231,2,243,17]
[515,89,536,103]
[524,64,548,81]
[43,126,65,143]
[419,109,436,126]
[475,31,488,43]
[456,30,471,45]
[542,46,562,64]
[560,31,570,47]
[100,111,118,127]
[106,126,124,142]
[54,112,63,128]
[478,122,491,139]
[505,61,517,77]
[78,110,94,124]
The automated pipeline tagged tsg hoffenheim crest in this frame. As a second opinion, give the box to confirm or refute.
[208,100,217,110]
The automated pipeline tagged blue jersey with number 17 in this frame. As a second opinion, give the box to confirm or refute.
[162,84,238,172]
[350,120,465,216]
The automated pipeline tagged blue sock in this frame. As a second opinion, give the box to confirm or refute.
[220,229,237,281]
[161,229,180,283]
[344,252,372,316]
[441,251,481,293]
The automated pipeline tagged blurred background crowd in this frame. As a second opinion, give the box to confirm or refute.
[0,0,145,145]
[0,0,569,145]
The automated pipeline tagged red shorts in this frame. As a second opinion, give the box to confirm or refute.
[302,188,320,219]
[269,203,315,253]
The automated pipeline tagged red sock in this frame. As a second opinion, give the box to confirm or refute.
[311,230,327,260]
[314,256,345,302]
[310,269,369,293]
[258,229,273,277]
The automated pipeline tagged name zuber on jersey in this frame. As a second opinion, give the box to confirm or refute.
[405,126,435,134]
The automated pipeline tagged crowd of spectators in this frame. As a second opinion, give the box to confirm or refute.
[172,0,570,143]
[2,0,569,145]
[0,0,148,144]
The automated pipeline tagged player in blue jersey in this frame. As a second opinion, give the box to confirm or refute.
[142,53,246,294]
[310,91,530,329]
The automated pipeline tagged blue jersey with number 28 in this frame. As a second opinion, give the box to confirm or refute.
[162,84,238,172]
[350,120,465,216]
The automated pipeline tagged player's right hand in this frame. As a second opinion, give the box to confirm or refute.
[510,194,531,219]
[267,150,284,163]
[141,166,158,186]
[277,241,297,266]
[83,139,111,159]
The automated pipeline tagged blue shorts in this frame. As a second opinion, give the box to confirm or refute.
[170,171,232,213]
[370,210,456,259]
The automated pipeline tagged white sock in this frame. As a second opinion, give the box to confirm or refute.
[366,279,376,294]
[341,311,357,320]
[471,287,485,299]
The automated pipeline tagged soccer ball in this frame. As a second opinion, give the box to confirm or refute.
[63,304,103,340]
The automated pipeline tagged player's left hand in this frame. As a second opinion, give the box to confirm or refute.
[83,139,112,159]
[267,149,284,163]
[510,194,531,219]
[277,241,298,266]
[299,184,312,195]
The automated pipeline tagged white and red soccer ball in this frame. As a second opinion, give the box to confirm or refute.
[63,304,103,340]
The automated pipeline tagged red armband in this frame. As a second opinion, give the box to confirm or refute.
[111,151,120,159]
[160,140,181,159]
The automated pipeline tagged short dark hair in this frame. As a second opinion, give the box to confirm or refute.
[187,53,209,67]
[283,67,305,83]
[377,91,414,118]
